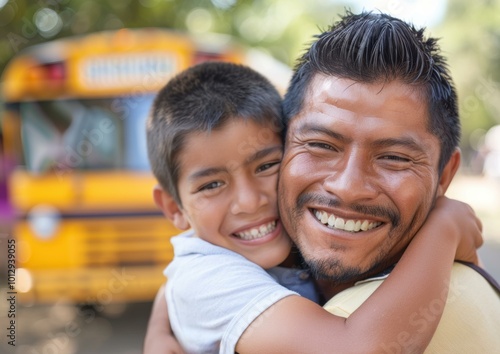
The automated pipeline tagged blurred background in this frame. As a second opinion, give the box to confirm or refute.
[0,0,499,353]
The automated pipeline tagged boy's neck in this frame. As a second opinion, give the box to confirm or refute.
[278,246,302,268]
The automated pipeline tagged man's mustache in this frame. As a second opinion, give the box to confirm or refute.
[296,193,400,227]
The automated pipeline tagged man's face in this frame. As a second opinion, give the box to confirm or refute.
[279,75,444,284]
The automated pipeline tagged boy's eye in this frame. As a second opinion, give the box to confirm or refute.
[256,161,280,173]
[198,181,224,192]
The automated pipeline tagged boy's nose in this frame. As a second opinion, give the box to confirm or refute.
[230,178,268,215]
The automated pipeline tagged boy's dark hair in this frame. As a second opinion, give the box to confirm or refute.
[147,61,284,205]
[283,11,460,174]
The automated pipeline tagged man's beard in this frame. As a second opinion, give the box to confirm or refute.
[301,249,389,284]
[282,191,404,284]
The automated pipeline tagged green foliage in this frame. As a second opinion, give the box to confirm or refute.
[1,0,499,169]
[433,0,500,166]
[0,0,349,72]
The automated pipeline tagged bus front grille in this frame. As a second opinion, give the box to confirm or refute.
[81,216,176,267]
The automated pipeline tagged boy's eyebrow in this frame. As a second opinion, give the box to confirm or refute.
[245,145,283,165]
[188,167,226,182]
[187,145,283,182]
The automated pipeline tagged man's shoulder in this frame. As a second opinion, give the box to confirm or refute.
[322,274,383,317]
[445,262,500,312]
[323,263,500,352]
[451,261,500,293]
[427,263,500,353]
[323,262,500,318]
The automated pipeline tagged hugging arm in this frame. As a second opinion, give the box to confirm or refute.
[143,284,185,354]
[236,197,482,353]
[144,198,482,353]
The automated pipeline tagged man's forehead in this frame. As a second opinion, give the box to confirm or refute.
[285,74,438,152]
[290,74,429,123]
[309,74,425,101]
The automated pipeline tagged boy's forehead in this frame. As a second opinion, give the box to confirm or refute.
[177,119,283,176]
[183,119,283,146]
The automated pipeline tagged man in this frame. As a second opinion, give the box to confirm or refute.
[277,11,500,352]
[145,11,500,353]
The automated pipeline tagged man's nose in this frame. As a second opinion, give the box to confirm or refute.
[230,177,268,215]
[323,153,378,203]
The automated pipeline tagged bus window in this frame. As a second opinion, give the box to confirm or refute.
[20,99,125,172]
[19,95,155,174]
[117,94,155,171]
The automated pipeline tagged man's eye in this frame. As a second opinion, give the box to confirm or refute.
[380,155,410,162]
[198,181,223,191]
[308,142,335,150]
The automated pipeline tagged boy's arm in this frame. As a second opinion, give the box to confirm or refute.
[236,197,482,353]
[143,284,185,354]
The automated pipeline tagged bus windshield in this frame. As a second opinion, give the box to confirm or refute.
[17,94,154,173]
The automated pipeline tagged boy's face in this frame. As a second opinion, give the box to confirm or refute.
[160,119,291,269]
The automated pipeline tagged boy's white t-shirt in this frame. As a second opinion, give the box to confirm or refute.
[164,229,319,354]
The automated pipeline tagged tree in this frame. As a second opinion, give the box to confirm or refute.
[433,0,500,169]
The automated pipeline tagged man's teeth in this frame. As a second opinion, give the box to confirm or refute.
[314,210,381,232]
[234,221,277,240]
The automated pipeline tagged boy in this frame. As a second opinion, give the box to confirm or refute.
[146,61,481,353]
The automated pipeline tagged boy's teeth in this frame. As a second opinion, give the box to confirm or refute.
[313,210,381,233]
[235,221,277,240]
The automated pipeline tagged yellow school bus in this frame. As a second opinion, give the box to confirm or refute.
[1,28,290,304]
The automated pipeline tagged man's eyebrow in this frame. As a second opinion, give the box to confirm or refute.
[372,137,426,153]
[245,145,283,165]
[297,123,426,153]
[296,123,351,143]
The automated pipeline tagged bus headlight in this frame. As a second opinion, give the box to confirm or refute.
[28,205,61,240]
[16,268,33,293]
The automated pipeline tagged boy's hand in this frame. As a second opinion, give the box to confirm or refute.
[428,197,483,265]
[144,334,185,354]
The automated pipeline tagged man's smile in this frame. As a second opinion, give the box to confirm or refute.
[311,209,382,232]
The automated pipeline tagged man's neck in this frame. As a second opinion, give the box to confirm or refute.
[315,261,399,301]
[316,279,356,300]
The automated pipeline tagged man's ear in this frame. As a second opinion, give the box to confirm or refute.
[437,148,461,197]
[153,185,190,230]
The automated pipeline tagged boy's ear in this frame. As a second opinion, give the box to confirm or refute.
[437,148,461,197]
[153,185,190,230]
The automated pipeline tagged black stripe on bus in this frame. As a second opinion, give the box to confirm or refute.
[15,210,164,220]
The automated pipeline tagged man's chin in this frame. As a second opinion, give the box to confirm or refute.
[305,256,388,284]
[305,257,363,283]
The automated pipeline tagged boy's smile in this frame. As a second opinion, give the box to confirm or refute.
[166,119,291,269]
[231,219,278,241]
